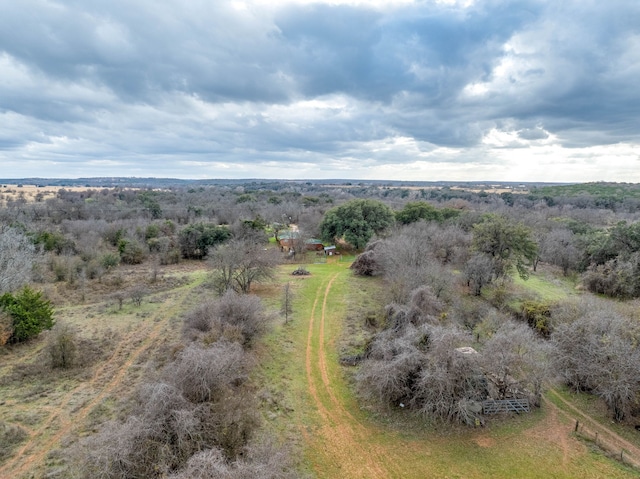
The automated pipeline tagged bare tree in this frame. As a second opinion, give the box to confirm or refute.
[74,343,259,478]
[209,239,279,294]
[540,228,581,276]
[167,439,301,479]
[130,286,147,307]
[463,253,495,296]
[481,321,552,406]
[74,383,200,479]
[215,291,269,346]
[0,228,36,294]
[552,309,640,421]
[183,291,269,346]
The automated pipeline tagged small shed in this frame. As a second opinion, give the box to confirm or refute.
[324,245,337,256]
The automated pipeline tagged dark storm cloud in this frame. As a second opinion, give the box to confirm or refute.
[275,2,538,102]
[0,0,639,180]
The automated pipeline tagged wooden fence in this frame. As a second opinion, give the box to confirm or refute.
[574,420,640,470]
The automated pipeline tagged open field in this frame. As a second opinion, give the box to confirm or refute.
[0,184,104,206]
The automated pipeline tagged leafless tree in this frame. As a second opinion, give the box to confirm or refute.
[480,321,553,406]
[552,309,640,421]
[184,300,217,334]
[357,324,427,406]
[410,326,485,424]
[350,249,381,276]
[540,228,582,276]
[208,239,279,294]
[463,253,495,296]
[130,286,147,307]
[0,227,36,294]
[184,292,268,346]
[167,439,301,479]
[74,343,259,477]
[74,383,200,479]
[218,291,269,346]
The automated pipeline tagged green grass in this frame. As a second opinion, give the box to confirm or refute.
[512,270,578,303]
[257,262,639,478]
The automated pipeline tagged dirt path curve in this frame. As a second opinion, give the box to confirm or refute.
[547,388,640,469]
[305,272,402,479]
[0,278,200,479]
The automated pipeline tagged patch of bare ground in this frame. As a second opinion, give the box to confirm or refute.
[527,398,576,467]
[472,435,496,448]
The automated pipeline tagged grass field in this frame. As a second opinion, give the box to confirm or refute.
[258,262,640,478]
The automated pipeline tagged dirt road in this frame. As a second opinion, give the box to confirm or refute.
[304,272,400,478]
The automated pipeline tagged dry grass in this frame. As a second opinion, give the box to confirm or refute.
[0,184,110,206]
[0,262,209,478]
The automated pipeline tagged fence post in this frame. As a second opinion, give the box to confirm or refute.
[595,432,598,445]
[574,420,579,432]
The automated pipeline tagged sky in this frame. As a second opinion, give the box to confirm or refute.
[0,0,639,182]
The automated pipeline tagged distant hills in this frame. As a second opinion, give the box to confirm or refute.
[0,177,571,190]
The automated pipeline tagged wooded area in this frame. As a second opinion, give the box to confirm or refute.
[1,179,640,477]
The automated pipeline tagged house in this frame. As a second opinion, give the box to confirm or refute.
[304,238,324,251]
[277,231,300,252]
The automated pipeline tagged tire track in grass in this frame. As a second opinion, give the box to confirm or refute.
[305,271,401,479]
[0,278,200,479]
[548,388,640,469]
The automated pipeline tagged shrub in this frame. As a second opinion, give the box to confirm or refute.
[100,252,120,270]
[350,250,381,276]
[0,311,13,346]
[46,322,78,369]
[119,239,147,265]
[167,342,248,403]
[129,286,147,307]
[520,300,554,337]
[214,291,268,346]
[0,422,28,462]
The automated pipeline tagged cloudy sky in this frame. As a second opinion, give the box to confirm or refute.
[1,0,639,182]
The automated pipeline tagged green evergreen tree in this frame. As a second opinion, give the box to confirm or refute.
[472,214,538,279]
[0,287,54,343]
